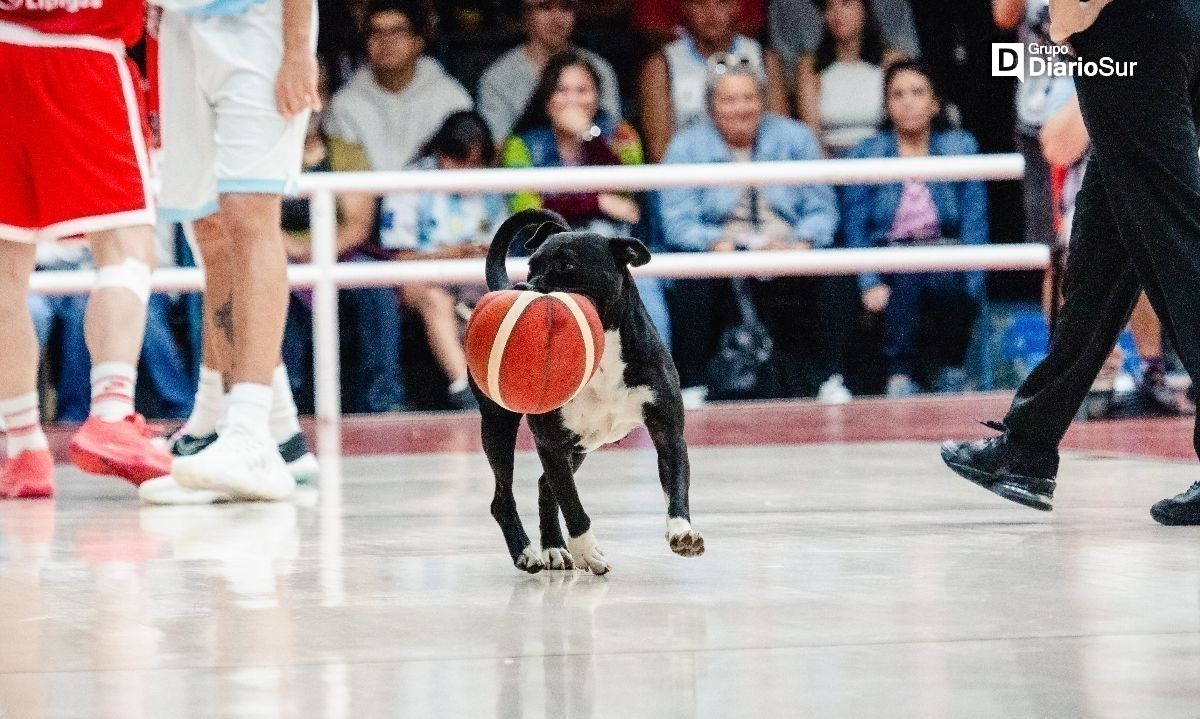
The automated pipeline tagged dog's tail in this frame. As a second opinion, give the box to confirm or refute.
[486,208,572,291]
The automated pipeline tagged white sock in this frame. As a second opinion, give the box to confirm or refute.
[269,364,302,444]
[90,362,137,422]
[448,376,469,394]
[1,393,49,458]
[184,366,224,437]
[225,383,273,438]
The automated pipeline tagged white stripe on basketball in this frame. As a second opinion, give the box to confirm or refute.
[549,292,595,401]
[487,291,542,412]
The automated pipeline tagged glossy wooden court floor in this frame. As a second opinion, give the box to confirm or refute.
[4,395,1200,718]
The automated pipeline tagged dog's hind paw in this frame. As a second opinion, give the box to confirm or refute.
[666,518,705,557]
[515,546,545,574]
[567,530,611,575]
[541,546,574,570]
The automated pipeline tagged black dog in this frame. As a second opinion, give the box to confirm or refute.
[473,208,704,574]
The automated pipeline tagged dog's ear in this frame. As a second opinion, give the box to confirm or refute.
[523,219,569,252]
[610,237,651,268]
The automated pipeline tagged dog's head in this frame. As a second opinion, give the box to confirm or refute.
[520,226,651,329]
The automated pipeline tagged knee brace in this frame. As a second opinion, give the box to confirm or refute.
[94,257,152,306]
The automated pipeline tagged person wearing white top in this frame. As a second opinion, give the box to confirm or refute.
[794,0,909,156]
[638,0,789,163]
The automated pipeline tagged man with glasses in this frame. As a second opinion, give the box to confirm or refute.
[477,0,622,144]
[326,0,472,173]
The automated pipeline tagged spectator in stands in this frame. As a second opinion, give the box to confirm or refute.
[638,0,788,163]
[768,0,918,87]
[326,0,473,173]
[477,0,622,144]
[794,0,908,157]
[28,235,193,421]
[659,53,848,404]
[841,60,986,397]
[503,51,672,346]
[380,112,508,409]
[286,55,412,414]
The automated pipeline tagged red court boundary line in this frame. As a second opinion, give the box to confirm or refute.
[39,393,1194,463]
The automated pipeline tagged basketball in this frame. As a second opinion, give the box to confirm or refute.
[465,290,606,414]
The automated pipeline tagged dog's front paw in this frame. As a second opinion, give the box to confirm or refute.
[515,545,545,574]
[541,546,574,570]
[666,518,705,557]
[567,530,611,575]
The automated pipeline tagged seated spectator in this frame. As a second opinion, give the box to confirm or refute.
[325,0,473,173]
[842,60,986,397]
[638,0,788,163]
[380,112,508,409]
[794,0,907,157]
[285,58,410,414]
[768,0,918,88]
[477,0,622,143]
[28,235,193,422]
[659,54,852,404]
[503,51,672,347]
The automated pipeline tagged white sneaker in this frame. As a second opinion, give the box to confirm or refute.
[139,475,230,505]
[680,386,708,410]
[172,426,295,501]
[817,374,852,404]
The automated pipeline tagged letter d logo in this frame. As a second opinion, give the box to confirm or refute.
[992,43,1024,78]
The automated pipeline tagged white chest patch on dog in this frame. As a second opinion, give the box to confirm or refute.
[560,331,655,453]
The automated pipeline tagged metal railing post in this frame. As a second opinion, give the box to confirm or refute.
[310,189,342,450]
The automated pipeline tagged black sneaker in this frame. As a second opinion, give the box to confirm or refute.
[1077,389,1115,420]
[168,430,217,457]
[1113,368,1185,418]
[940,421,1060,511]
[1151,481,1200,525]
[277,432,319,484]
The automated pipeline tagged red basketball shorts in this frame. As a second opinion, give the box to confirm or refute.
[0,22,154,243]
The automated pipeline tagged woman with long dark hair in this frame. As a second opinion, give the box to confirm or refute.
[503,50,672,346]
[794,0,907,156]
[841,60,986,397]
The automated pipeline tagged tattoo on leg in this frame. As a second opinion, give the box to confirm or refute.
[213,301,234,345]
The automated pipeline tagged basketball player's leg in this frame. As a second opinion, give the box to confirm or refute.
[85,225,155,368]
[168,0,314,500]
[192,214,235,382]
[65,224,175,485]
[0,241,52,499]
[220,193,289,388]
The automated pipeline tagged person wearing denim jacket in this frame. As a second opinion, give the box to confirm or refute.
[841,60,987,397]
[659,115,838,252]
[658,53,848,402]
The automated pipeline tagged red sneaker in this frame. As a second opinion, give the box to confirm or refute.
[0,450,55,499]
[68,414,172,486]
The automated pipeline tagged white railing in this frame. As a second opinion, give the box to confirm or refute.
[30,154,1039,452]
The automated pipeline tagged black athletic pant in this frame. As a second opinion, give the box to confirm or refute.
[1004,0,1200,455]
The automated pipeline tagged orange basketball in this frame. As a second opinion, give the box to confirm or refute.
[465,290,606,414]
